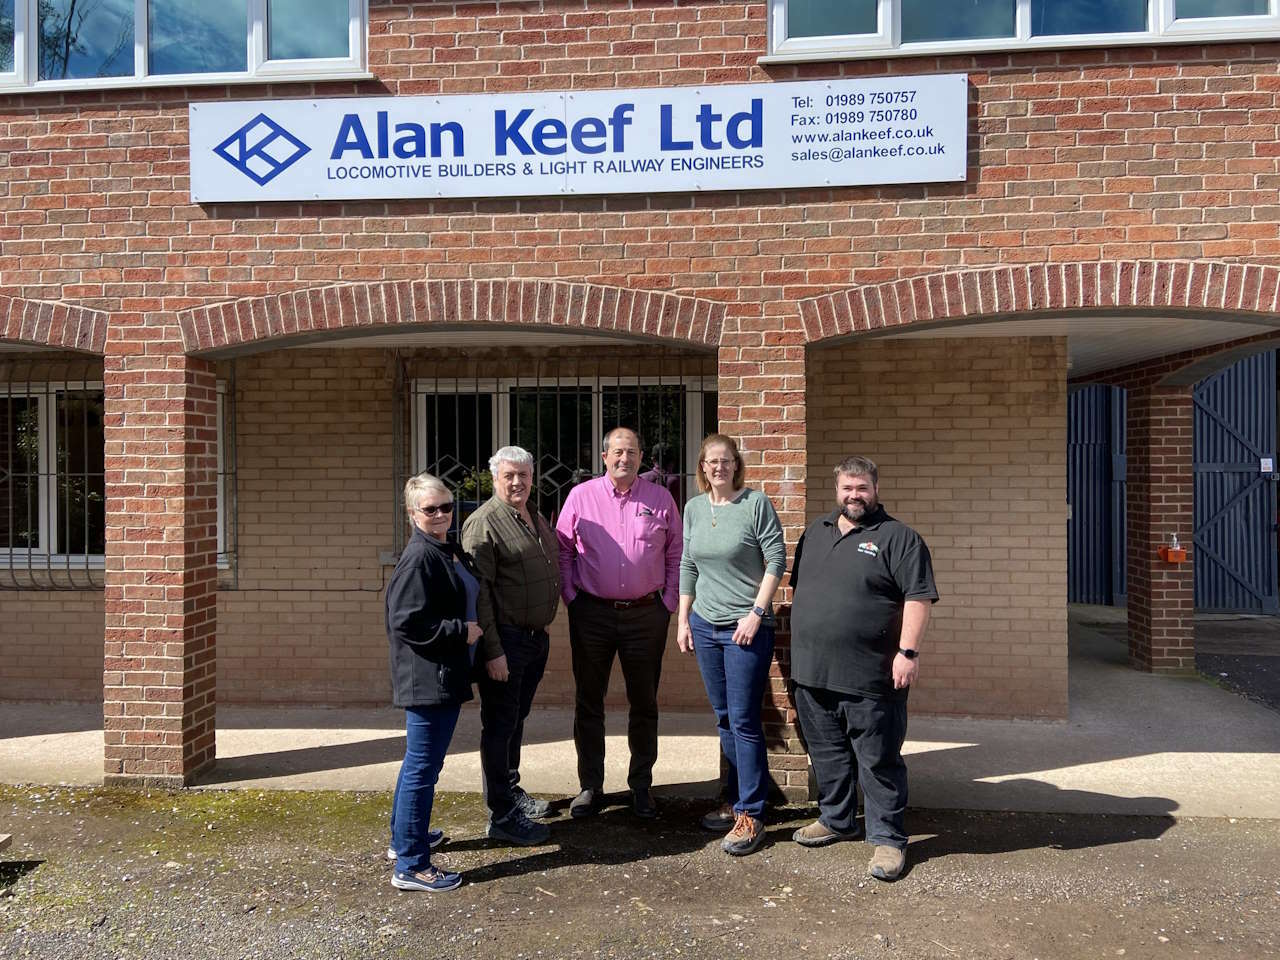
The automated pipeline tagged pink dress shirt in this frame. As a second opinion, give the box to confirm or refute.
[556,474,683,612]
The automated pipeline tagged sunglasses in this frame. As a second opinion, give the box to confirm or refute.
[415,502,455,517]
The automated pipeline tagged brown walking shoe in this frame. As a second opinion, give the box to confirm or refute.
[792,819,861,847]
[700,802,736,832]
[868,844,906,881]
[721,813,765,856]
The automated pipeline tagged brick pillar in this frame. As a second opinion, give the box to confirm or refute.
[716,308,809,801]
[103,324,218,787]
[1125,384,1195,673]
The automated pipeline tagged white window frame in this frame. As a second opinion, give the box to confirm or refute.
[411,376,718,501]
[0,0,368,93]
[0,379,230,571]
[0,381,102,568]
[764,0,1280,62]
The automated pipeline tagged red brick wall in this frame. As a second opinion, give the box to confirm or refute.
[3,2,1277,771]
[5,6,1280,305]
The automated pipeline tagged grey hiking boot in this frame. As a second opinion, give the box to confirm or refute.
[488,809,551,847]
[512,787,552,820]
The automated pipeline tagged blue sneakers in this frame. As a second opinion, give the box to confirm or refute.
[386,828,444,861]
[391,864,462,893]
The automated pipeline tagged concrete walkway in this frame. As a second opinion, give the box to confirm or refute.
[3,608,1278,818]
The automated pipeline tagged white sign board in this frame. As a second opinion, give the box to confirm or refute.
[189,75,968,202]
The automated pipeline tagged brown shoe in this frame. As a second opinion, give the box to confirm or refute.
[700,802,736,832]
[721,813,765,856]
[792,820,861,847]
[869,844,906,881]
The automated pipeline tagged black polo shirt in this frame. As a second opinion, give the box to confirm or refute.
[789,505,939,701]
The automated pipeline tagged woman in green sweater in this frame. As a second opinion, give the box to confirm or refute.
[677,434,787,856]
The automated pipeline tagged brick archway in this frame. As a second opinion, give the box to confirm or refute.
[0,294,108,353]
[177,280,726,354]
[797,261,1280,344]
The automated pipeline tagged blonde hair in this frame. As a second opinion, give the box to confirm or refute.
[403,471,451,514]
[696,434,745,493]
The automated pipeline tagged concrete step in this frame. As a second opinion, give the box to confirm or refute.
[0,834,11,853]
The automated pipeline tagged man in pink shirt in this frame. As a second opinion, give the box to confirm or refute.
[556,426,683,819]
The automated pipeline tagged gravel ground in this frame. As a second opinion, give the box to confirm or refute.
[2,785,1278,960]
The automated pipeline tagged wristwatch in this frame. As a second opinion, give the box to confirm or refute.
[751,605,767,617]
[898,647,919,660]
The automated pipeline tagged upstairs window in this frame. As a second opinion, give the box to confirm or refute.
[766,0,1280,61]
[0,0,364,91]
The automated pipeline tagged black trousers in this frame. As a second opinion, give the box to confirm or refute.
[568,593,670,793]
[793,682,909,849]
[477,625,550,820]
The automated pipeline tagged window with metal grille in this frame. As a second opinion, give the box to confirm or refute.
[0,362,235,589]
[0,379,105,587]
[399,352,717,549]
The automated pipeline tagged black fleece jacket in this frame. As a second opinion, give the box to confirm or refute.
[385,528,476,708]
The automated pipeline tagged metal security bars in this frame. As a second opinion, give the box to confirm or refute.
[217,368,239,585]
[393,348,718,554]
[0,357,105,590]
[0,357,237,590]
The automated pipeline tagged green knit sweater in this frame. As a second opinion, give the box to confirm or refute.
[679,487,786,625]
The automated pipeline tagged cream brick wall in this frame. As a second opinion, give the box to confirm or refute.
[0,591,103,701]
[218,347,709,711]
[805,337,1069,720]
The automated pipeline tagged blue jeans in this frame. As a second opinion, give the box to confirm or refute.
[390,702,461,873]
[689,609,774,819]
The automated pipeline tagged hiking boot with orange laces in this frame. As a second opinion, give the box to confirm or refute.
[720,812,765,856]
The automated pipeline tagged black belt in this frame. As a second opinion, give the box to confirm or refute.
[579,590,661,610]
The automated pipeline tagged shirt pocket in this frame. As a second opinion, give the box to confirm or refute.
[633,510,667,547]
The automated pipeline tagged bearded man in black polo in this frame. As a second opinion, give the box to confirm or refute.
[788,455,938,882]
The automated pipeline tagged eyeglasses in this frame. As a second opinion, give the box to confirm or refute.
[415,502,454,516]
[703,459,734,468]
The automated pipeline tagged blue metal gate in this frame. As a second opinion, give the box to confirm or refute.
[1192,351,1279,614]
[1068,385,1126,605]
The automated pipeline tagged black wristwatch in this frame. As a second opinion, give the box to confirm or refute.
[898,647,919,660]
[751,605,767,617]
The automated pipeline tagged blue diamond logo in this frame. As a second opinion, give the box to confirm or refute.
[213,113,310,186]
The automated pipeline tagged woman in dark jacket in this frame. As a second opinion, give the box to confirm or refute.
[386,472,480,893]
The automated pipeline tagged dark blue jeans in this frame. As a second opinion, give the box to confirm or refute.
[793,683,908,849]
[390,702,461,873]
[478,625,550,820]
[689,609,774,819]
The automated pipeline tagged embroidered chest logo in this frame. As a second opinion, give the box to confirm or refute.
[857,541,880,558]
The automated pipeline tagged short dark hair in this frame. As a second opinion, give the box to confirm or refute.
[834,455,878,485]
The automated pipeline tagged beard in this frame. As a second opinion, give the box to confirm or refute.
[841,496,877,524]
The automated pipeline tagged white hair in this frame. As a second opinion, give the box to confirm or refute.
[403,472,451,514]
[489,445,534,477]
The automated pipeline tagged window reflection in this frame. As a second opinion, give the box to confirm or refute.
[39,0,135,80]
[1176,0,1267,16]
[268,0,348,60]
[788,0,877,38]
[903,0,1015,42]
[1031,0,1147,35]
[149,0,247,75]
[1,0,14,73]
